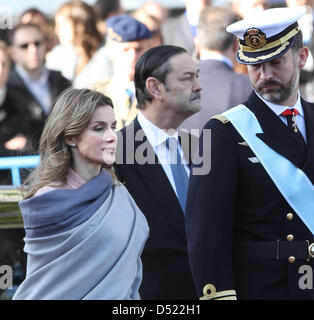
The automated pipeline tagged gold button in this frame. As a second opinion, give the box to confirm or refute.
[286,234,294,241]
[286,213,293,221]
[309,243,314,258]
[288,256,296,263]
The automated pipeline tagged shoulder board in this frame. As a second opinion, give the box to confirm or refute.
[211,114,229,124]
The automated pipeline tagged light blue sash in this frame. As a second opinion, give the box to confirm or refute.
[222,104,314,235]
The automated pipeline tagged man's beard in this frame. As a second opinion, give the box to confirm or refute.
[254,66,299,104]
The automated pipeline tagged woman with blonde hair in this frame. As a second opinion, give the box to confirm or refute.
[13,88,149,300]
[46,1,113,88]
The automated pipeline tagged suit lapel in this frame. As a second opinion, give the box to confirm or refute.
[8,69,44,113]
[48,72,58,103]
[246,92,306,169]
[131,118,187,242]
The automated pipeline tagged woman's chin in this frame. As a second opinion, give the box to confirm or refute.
[103,155,115,166]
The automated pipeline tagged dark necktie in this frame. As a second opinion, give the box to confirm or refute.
[166,137,189,213]
[281,108,306,146]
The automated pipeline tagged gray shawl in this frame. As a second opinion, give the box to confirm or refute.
[13,170,149,300]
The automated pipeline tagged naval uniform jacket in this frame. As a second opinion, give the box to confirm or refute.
[114,117,197,300]
[186,91,314,300]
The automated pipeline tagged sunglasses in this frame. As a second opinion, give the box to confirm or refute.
[17,40,42,50]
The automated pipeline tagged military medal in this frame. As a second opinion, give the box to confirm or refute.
[292,110,298,133]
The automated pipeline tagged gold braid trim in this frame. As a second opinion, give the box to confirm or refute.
[200,284,237,300]
[211,114,229,124]
[241,27,300,52]
[238,41,289,63]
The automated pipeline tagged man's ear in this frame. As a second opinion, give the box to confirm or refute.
[298,46,309,69]
[145,76,163,101]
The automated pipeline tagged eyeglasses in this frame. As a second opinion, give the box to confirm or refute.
[17,40,42,50]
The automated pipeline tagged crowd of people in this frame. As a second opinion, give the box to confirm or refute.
[1,0,314,300]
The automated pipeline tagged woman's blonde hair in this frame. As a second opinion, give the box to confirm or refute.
[22,88,116,199]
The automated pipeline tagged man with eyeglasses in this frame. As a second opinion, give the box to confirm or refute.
[0,23,70,159]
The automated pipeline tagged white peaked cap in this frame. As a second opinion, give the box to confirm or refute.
[226,6,307,64]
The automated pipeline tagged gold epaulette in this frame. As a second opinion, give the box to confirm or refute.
[211,114,229,124]
[200,284,237,300]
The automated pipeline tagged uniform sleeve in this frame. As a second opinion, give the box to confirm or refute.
[185,118,238,300]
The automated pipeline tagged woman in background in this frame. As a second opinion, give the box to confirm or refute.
[46,1,113,88]
[13,88,149,300]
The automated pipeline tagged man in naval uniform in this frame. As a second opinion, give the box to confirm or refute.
[186,6,314,300]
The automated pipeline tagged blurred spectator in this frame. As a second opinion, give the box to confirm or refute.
[140,1,169,22]
[0,40,27,278]
[161,0,212,57]
[0,40,13,184]
[0,41,10,104]
[232,0,269,18]
[286,0,314,101]
[19,8,57,54]
[132,1,169,47]
[46,0,113,88]
[104,14,153,129]
[2,23,70,156]
[0,30,9,44]
[94,0,124,37]
[181,6,252,132]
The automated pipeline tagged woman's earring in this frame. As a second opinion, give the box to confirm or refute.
[72,143,76,147]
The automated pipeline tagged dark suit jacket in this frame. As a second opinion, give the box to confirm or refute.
[0,67,71,153]
[180,59,252,132]
[186,91,314,300]
[114,117,197,300]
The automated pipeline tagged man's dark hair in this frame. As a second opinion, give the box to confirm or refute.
[134,45,186,109]
[197,7,240,52]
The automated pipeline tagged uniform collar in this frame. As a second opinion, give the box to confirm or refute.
[255,90,304,118]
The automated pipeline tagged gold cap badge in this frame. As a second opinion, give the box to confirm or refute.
[244,28,267,49]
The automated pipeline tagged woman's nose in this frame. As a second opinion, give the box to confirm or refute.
[103,128,117,142]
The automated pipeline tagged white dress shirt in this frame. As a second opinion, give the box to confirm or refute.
[137,112,190,197]
[256,91,307,142]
